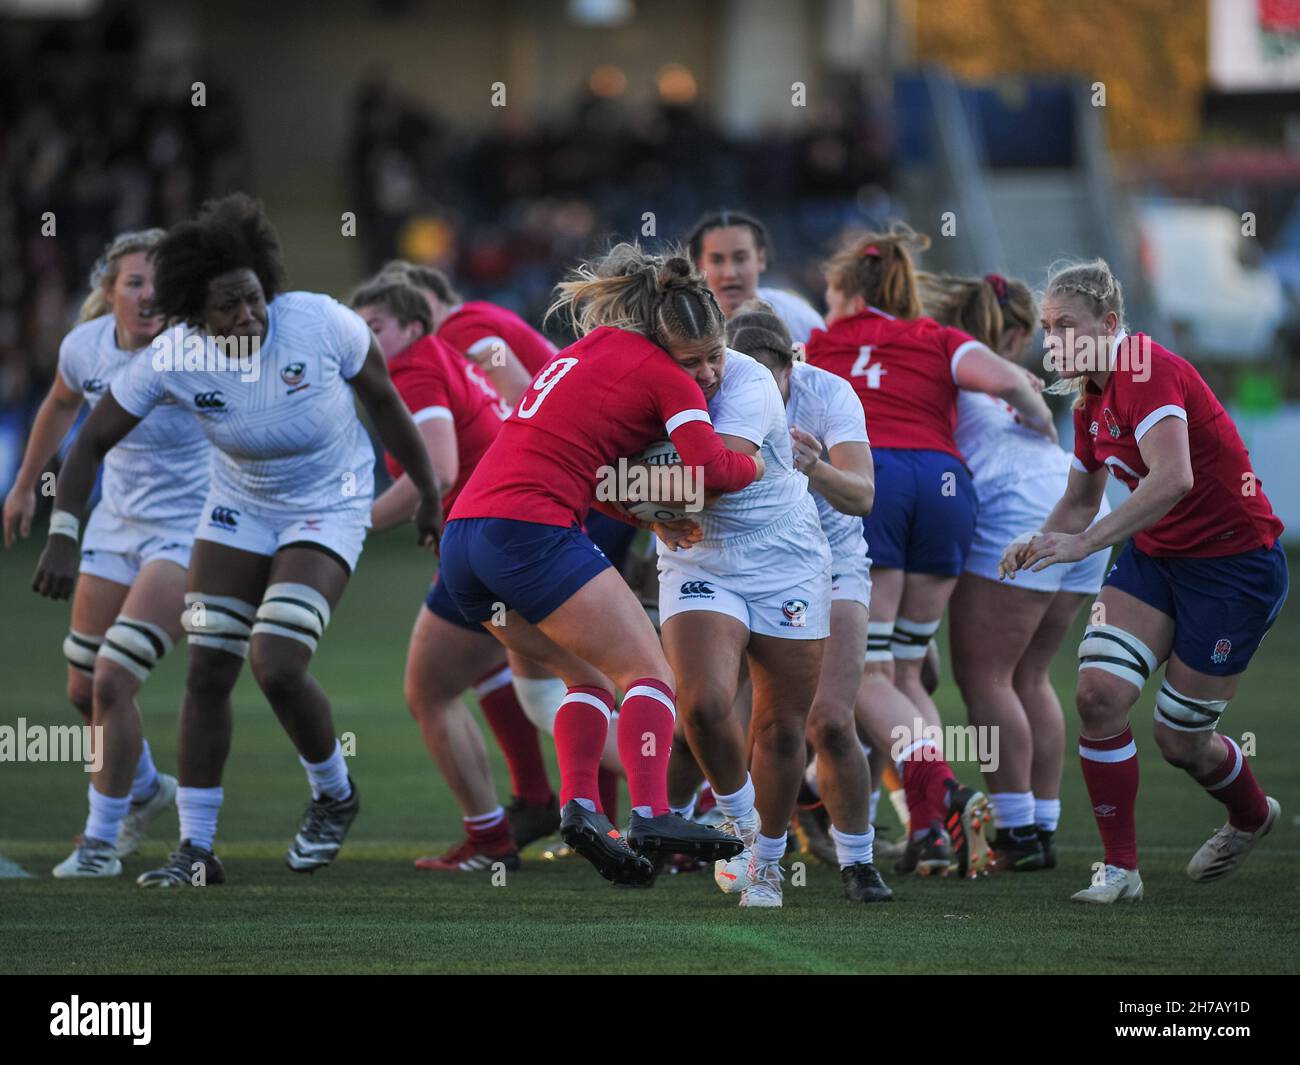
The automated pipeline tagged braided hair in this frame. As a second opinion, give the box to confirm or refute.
[547,242,725,354]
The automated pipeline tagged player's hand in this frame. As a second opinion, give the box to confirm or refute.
[32,534,79,599]
[1020,531,1088,573]
[998,531,1039,580]
[3,485,36,549]
[790,427,823,475]
[652,517,702,552]
[414,493,442,552]
[751,451,767,481]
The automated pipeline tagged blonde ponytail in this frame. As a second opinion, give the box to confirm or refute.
[547,242,726,351]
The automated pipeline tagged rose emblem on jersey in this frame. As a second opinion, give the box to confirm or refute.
[781,599,808,627]
[281,362,306,387]
[1210,638,1232,665]
[1103,407,1121,438]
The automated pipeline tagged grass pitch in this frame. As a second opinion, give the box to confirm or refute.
[2,532,1297,974]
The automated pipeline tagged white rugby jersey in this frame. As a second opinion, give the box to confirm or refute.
[786,361,869,549]
[111,292,375,516]
[674,349,818,547]
[59,315,210,528]
[955,389,1071,493]
[755,286,826,345]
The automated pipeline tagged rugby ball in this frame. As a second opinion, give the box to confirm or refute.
[620,440,691,523]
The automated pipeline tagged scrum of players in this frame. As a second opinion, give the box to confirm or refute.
[7,193,1287,908]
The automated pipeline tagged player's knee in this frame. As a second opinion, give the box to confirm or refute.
[679,684,735,735]
[1075,624,1153,727]
[249,647,309,702]
[183,650,242,706]
[66,677,95,721]
[865,621,895,668]
[98,616,172,688]
[251,582,331,654]
[1077,624,1156,691]
[64,630,101,717]
[1074,672,1131,731]
[1151,724,1201,769]
[403,672,455,723]
[183,592,255,660]
[1152,682,1226,769]
[892,617,939,663]
[752,713,806,763]
[91,659,138,715]
[806,706,857,761]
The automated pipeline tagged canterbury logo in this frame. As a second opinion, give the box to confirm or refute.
[209,506,240,528]
[81,377,107,393]
[680,581,714,597]
[194,391,227,409]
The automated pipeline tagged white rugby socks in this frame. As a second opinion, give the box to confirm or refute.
[131,740,159,802]
[715,774,755,821]
[831,825,875,868]
[83,785,131,847]
[300,739,350,801]
[177,786,223,852]
[989,791,1035,830]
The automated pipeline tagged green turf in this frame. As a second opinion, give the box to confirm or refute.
[1,531,1297,974]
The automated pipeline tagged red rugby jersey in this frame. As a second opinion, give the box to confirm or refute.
[449,326,759,528]
[1072,333,1283,557]
[805,306,985,460]
[438,300,558,377]
[385,334,507,518]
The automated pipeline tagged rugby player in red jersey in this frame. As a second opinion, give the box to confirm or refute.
[439,243,763,885]
[807,224,1056,877]
[381,260,555,404]
[352,276,565,869]
[1002,259,1288,903]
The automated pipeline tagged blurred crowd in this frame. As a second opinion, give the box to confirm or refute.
[348,74,899,337]
[0,9,248,410]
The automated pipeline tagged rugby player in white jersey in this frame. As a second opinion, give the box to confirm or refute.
[32,194,440,886]
[656,308,832,908]
[688,210,826,344]
[6,229,209,877]
[925,273,1110,873]
[728,302,892,902]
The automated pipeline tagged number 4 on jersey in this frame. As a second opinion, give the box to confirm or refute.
[850,346,886,389]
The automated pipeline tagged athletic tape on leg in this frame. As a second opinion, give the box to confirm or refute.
[253,583,332,652]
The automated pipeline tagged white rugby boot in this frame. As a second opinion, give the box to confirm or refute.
[739,854,784,908]
[1187,796,1280,883]
[116,772,177,857]
[53,838,122,879]
[714,808,759,894]
[1070,863,1143,904]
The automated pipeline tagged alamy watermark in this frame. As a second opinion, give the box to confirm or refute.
[0,718,103,772]
[1043,330,1149,383]
[151,332,261,382]
[595,457,704,514]
[890,718,999,773]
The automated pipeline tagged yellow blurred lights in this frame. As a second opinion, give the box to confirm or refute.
[589,65,628,97]
[656,64,697,105]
